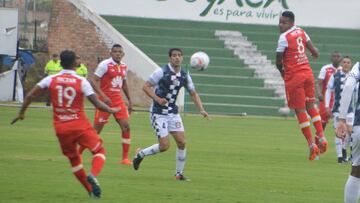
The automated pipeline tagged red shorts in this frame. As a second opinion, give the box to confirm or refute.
[54,122,103,158]
[319,99,334,123]
[284,70,316,109]
[93,100,129,125]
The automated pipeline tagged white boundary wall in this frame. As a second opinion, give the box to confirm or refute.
[84,0,360,29]
[0,8,18,56]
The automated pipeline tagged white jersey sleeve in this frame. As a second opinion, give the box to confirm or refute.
[186,73,196,92]
[94,60,109,78]
[36,75,53,89]
[318,65,328,79]
[325,75,334,108]
[81,78,95,96]
[339,62,360,119]
[147,68,163,85]
[276,33,288,52]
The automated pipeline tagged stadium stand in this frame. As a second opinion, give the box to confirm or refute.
[102,16,360,116]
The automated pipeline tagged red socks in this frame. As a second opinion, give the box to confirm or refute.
[121,132,131,160]
[296,112,313,146]
[69,156,92,192]
[307,108,324,138]
[91,147,106,177]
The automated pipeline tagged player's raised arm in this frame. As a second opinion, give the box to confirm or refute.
[11,85,47,124]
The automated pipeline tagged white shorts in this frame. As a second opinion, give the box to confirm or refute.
[150,113,185,138]
[332,112,354,129]
[351,126,360,166]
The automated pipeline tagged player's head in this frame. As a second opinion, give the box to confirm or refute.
[279,11,295,33]
[110,44,124,63]
[52,53,59,61]
[331,51,342,67]
[168,48,183,68]
[75,55,81,67]
[60,50,76,70]
[340,56,352,73]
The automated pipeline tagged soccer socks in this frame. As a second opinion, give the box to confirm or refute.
[140,144,160,157]
[121,132,131,160]
[91,147,106,177]
[335,137,343,158]
[307,108,324,137]
[345,175,360,203]
[69,156,92,192]
[296,112,313,146]
[176,148,186,174]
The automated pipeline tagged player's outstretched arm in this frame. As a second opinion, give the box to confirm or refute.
[189,91,210,120]
[306,40,319,59]
[87,94,120,114]
[11,86,46,125]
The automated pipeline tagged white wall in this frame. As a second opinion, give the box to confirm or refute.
[0,8,18,56]
[84,0,360,29]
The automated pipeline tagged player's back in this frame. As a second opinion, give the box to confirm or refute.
[47,71,91,128]
[281,27,310,74]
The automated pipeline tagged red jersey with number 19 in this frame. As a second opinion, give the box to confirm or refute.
[37,70,95,128]
[277,26,311,76]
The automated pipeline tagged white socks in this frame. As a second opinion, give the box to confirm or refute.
[335,137,343,158]
[140,144,160,157]
[176,148,186,174]
[345,175,360,203]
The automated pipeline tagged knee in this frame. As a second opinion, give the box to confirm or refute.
[121,123,130,132]
[159,142,170,152]
[177,140,186,150]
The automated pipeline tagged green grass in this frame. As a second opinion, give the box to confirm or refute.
[0,106,350,202]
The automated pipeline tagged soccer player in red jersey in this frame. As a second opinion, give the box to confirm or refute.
[90,44,133,165]
[276,11,328,161]
[11,50,119,198]
[317,51,341,130]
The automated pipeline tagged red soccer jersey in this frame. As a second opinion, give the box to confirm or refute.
[94,58,128,101]
[37,70,94,127]
[277,26,311,75]
[318,64,337,96]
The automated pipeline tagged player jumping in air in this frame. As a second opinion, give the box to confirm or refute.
[275,11,328,160]
[12,50,119,198]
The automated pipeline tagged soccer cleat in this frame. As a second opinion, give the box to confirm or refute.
[133,148,144,170]
[174,172,190,181]
[309,144,320,161]
[318,137,328,154]
[120,158,132,165]
[87,174,101,198]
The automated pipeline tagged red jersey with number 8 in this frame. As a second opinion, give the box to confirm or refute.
[277,26,311,75]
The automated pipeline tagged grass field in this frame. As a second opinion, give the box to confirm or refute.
[0,105,351,203]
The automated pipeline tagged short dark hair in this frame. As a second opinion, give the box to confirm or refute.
[168,48,183,57]
[60,50,76,69]
[52,53,58,58]
[342,56,352,60]
[282,11,295,22]
[111,44,122,50]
